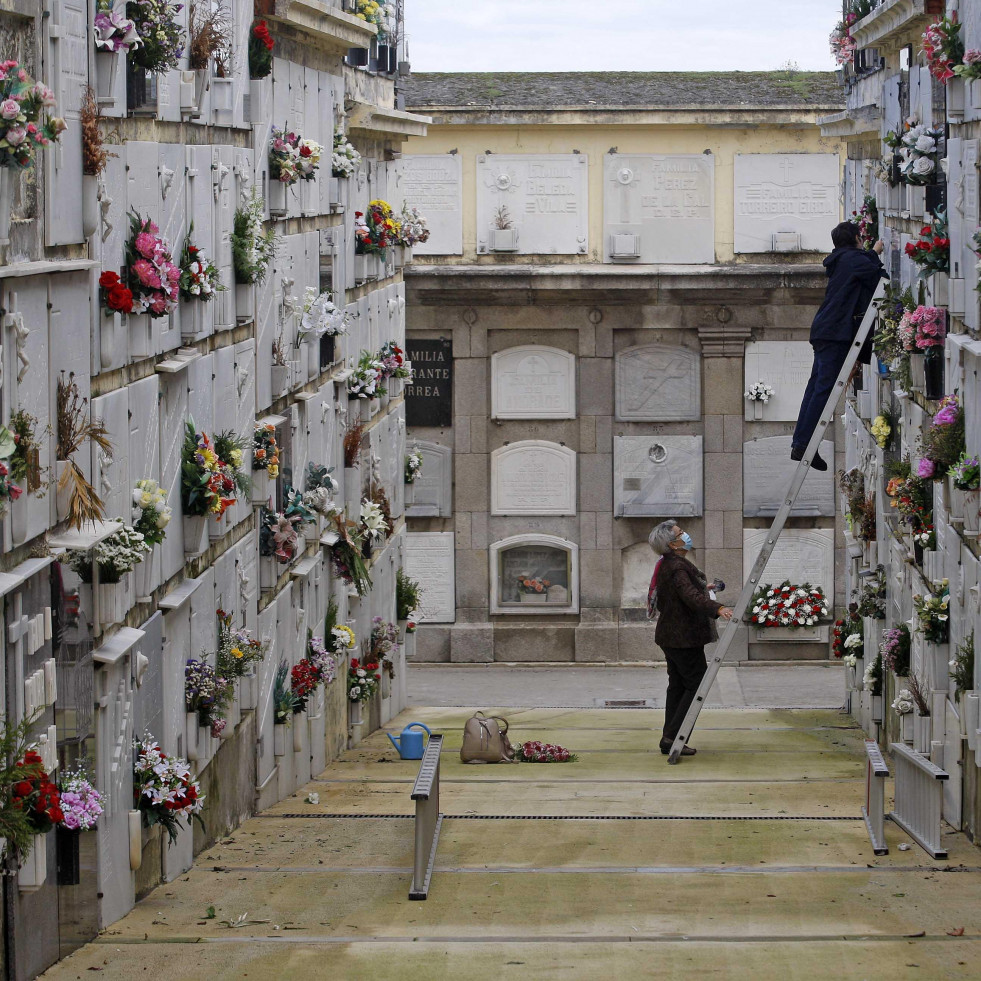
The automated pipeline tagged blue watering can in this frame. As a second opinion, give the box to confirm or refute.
[387,722,432,760]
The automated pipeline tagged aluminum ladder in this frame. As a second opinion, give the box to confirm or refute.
[668,279,886,763]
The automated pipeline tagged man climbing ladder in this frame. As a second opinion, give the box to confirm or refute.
[667,276,888,764]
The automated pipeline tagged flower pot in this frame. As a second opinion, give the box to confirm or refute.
[180,299,207,337]
[99,579,128,626]
[134,551,155,600]
[0,166,16,245]
[490,227,519,252]
[18,833,46,892]
[914,713,932,754]
[236,283,255,324]
[963,489,980,536]
[239,670,257,711]
[183,514,210,557]
[95,50,119,103]
[56,826,82,886]
[260,554,280,589]
[909,353,926,390]
[185,711,199,761]
[900,711,914,745]
[252,469,271,507]
[55,460,73,523]
[360,398,372,424]
[292,716,304,752]
[354,253,369,284]
[211,76,233,114]
[949,484,965,525]
[344,466,359,509]
[931,273,949,308]
[268,179,288,217]
[949,76,966,117]
[871,694,883,724]
[273,722,287,756]
[129,312,154,361]
[328,177,340,207]
[319,333,336,372]
[751,399,764,421]
[924,349,944,400]
[209,510,227,542]
[388,377,402,399]
[82,174,100,239]
[876,357,891,378]
[380,389,390,411]
[520,591,550,604]
[349,699,363,727]
[271,364,289,398]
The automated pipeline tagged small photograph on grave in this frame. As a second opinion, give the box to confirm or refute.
[497,542,572,608]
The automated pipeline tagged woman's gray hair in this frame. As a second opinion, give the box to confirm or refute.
[648,519,678,556]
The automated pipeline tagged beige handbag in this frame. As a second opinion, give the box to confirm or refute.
[460,711,515,763]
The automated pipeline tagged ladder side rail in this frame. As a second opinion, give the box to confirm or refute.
[668,281,887,763]
[888,743,948,859]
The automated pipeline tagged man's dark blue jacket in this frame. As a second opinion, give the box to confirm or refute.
[810,246,889,361]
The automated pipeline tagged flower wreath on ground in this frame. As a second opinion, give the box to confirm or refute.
[747,581,829,629]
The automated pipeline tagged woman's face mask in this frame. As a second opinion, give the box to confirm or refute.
[678,531,694,552]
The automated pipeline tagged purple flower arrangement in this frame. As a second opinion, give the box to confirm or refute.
[58,767,104,830]
[880,623,911,677]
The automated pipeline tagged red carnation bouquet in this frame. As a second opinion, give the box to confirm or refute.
[248,19,274,79]
[11,750,63,832]
[514,740,578,763]
[290,658,320,712]
[904,212,949,278]
[748,581,829,630]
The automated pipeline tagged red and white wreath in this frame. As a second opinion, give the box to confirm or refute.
[748,581,829,629]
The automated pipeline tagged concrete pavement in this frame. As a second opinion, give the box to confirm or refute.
[42,667,981,981]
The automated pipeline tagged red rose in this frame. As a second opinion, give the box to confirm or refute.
[107,284,133,312]
[300,145,312,157]
[99,270,120,288]
[13,780,32,797]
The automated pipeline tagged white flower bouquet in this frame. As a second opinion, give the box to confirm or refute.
[744,381,775,403]
[747,581,829,630]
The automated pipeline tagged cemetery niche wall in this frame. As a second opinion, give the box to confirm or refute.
[0,1,427,973]
[400,69,847,665]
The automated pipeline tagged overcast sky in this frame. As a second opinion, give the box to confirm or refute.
[405,0,843,73]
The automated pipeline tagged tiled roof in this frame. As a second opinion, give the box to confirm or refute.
[402,72,844,110]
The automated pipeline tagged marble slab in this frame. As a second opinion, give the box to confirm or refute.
[405,532,456,623]
[476,154,588,255]
[614,436,703,517]
[491,441,576,516]
[743,341,814,422]
[743,528,834,595]
[615,344,701,421]
[396,154,463,255]
[603,154,714,263]
[743,436,835,517]
[733,154,840,253]
[406,440,452,518]
[491,346,576,419]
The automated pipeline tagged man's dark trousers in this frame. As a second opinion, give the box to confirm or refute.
[661,646,708,740]
[792,339,852,452]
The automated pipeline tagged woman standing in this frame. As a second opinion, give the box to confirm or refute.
[648,519,733,757]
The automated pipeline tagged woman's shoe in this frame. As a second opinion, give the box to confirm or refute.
[659,739,696,756]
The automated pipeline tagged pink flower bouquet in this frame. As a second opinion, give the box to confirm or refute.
[123,211,180,318]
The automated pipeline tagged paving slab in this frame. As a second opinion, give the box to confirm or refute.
[40,939,981,981]
[89,867,981,941]
[197,817,981,872]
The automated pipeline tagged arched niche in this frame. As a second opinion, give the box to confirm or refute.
[489,535,580,615]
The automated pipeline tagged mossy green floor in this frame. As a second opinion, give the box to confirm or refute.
[42,708,981,980]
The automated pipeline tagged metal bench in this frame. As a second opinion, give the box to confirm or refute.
[862,740,889,855]
[888,742,949,859]
[409,732,444,900]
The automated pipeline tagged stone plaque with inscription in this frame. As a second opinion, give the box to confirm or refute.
[733,154,840,253]
[396,155,463,255]
[603,154,715,264]
[614,436,704,517]
[406,338,453,428]
[491,441,576,516]
[476,154,588,255]
[743,528,834,594]
[615,344,701,421]
[743,341,814,422]
[743,436,835,517]
[406,440,452,517]
[491,346,576,419]
[405,532,456,623]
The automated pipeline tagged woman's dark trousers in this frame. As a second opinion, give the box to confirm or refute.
[661,646,708,740]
